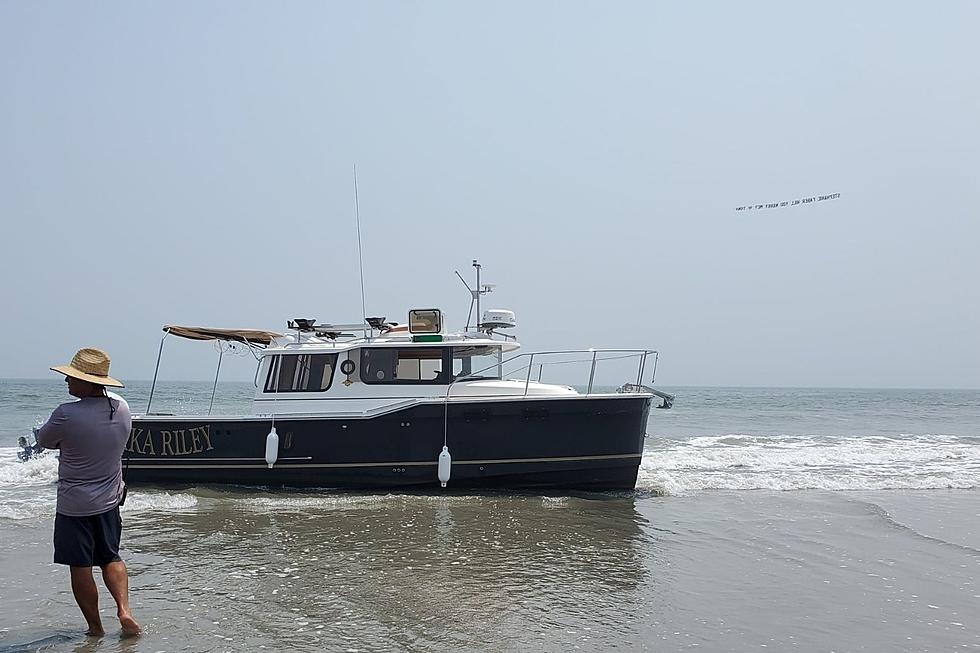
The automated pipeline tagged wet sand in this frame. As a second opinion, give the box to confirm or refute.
[1,488,978,652]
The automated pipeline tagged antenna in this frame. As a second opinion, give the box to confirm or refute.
[455,270,475,330]
[353,164,367,321]
[474,259,482,331]
[455,259,494,332]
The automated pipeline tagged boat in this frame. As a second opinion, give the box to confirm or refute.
[120,262,673,490]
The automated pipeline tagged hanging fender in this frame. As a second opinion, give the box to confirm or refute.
[265,427,279,468]
[438,445,452,487]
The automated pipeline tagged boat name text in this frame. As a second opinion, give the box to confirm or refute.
[126,425,214,456]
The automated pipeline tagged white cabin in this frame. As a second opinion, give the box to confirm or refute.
[253,309,576,416]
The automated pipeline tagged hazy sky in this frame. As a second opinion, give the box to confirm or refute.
[1,2,978,388]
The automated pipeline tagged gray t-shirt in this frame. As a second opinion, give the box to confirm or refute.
[37,392,131,517]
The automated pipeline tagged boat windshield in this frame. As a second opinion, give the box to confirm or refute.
[452,345,502,380]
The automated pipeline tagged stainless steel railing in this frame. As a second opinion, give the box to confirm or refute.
[461,348,660,397]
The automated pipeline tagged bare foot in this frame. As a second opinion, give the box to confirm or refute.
[119,612,141,637]
[85,628,105,637]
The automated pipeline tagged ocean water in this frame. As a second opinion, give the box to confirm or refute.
[1,379,978,652]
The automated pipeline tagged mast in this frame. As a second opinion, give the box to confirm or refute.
[473,259,481,331]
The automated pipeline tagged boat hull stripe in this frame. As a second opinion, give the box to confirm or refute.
[125,452,642,470]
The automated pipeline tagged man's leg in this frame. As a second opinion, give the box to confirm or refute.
[69,567,104,637]
[101,560,141,636]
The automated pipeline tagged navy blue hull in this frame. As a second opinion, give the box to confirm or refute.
[125,396,652,490]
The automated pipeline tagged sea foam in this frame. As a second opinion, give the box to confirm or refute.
[0,447,58,488]
[121,491,199,513]
[639,433,980,495]
[0,447,199,520]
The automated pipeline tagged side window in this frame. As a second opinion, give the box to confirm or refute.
[360,348,450,384]
[451,346,502,380]
[264,354,337,392]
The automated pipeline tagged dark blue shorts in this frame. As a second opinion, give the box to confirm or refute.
[53,507,122,568]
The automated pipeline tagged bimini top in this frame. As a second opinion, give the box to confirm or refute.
[163,325,283,347]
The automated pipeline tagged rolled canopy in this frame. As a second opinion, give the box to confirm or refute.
[163,325,282,346]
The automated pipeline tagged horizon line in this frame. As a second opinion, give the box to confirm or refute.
[1,376,977,393]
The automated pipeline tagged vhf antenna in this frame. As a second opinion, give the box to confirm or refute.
[353,164,367,322]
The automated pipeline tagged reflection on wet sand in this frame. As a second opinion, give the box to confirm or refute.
[69,633,141,653]
[123,491,657,650]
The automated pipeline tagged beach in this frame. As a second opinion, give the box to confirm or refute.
[1,380,978,652]
[4,0,979,649]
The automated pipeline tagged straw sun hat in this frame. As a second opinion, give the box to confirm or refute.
[51,347,124,388]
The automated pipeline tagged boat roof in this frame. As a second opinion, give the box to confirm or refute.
[160,324,519,353]
[264,330,520,354]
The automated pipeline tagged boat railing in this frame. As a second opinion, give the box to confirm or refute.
[460,348,661,397]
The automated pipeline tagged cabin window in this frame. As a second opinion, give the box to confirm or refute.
[360,347,450,384]
[264,353,337,392]
[452,346,502,380]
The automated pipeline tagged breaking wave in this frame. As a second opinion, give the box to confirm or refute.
[0,447,58,487]
[638,433,980,495]
[0,447,198,520]
[4,429,979,512]
[120,491,199,514]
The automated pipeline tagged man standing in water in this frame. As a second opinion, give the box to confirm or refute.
[37,348,141,637]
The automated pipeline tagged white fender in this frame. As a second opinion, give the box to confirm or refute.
[438,445,452,487]
[265,427,279,468]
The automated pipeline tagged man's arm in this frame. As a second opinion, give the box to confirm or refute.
[36,405,67,449]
